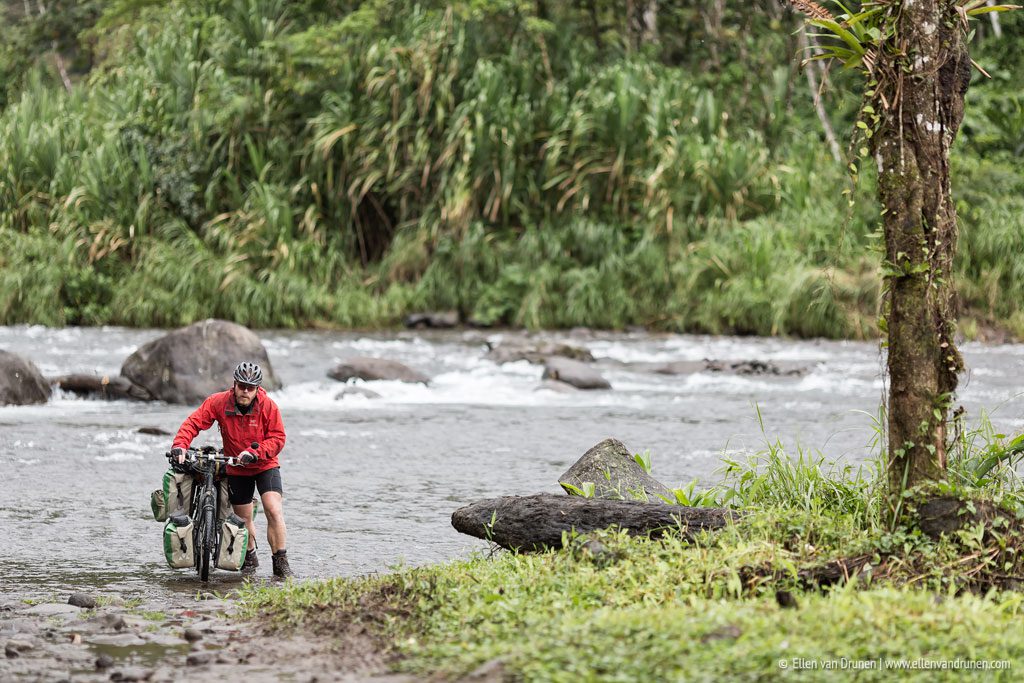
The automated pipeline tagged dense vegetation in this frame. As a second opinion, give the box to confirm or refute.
[241,421,1024,680]
[1,1,1022,336]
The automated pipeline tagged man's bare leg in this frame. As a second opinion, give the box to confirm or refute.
[232,502,257,550]
[261,491,287,553]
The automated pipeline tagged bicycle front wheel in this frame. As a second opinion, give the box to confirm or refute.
[199,501,214,581]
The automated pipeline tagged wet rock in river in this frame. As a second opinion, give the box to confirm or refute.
[0,350,50,406]
[137,426,171,436]
[485,339,594,365]
[647,359,808,377]
[334,386,381,400]
[68,593,97,609]
[541,357,610,390]
[559,438,672,502]
[121,319,281,404]
[327,357,429,384]
[96,653,115,669]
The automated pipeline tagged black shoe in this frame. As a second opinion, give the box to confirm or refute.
[241,550,259,575]
[272,550,294,579]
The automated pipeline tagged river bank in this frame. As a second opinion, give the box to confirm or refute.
[0,587,403,683]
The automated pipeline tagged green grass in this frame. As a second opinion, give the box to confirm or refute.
[238,415,1024,680]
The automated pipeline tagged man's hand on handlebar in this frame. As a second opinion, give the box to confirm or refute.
[170,447,186,464]
[238,450,258,465]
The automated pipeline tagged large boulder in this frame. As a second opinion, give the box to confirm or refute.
[327,357,430,384]
[559,438,673,502]
[541,357,610,390]
[0,350,50,406]
[486,340,594,365]
[120,320,281,404]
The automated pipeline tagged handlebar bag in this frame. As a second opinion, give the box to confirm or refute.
[215,513,249,571]
[152,469,193,521]
[163,513,195,569]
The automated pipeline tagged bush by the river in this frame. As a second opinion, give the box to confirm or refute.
[1,2,1023,338]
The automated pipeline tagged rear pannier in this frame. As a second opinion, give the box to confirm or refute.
[163,513,195,568]
[216,513,249,571]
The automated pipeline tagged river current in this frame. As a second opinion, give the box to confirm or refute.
[2,326,1022,603]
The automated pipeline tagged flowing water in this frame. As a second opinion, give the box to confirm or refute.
[2,325,1023,603]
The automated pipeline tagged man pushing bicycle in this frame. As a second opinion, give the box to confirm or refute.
[170,362,293,578]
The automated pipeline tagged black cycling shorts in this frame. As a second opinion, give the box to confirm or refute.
[227,467,284,505]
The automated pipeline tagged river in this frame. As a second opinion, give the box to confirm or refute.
[2,326,1022,603]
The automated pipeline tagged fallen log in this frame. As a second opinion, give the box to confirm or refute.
[451,493,736,551]
[50,374,151,401]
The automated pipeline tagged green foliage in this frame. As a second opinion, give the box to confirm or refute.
[0,1,1022,335]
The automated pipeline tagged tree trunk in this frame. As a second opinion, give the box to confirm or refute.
[875,1,970,493]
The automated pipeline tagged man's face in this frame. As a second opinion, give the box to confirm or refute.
[233,381,258,406]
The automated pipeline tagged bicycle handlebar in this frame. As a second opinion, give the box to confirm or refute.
[166,447,240,468]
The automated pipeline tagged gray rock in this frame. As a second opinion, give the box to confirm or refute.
[96,653,115,669]
[646,359,807,377]
[0,618,39,635]
[559,438,672,502]
[136,427,171,437]
[485,340,594,365]
[333,386,382,400]
[404,311,459,329]
[541,358,610,391]
[109,667,154,681]
[68,593,97,609]
[89,613,127,631]
[22,603,80,618]
[327,357,429,384]
[0,350,50,406]
[5,639,34,657]
[183,628,203,643]
[121,319,281,404]
[186,651,212,666]
[88,633,148,647]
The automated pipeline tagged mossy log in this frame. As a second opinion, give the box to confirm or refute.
[451,493,736,551]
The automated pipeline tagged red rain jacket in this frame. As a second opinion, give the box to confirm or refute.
[172,387,286,476]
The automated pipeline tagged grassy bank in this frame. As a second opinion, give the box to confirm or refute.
[1,1,1023,337]
[239,423,1024,680]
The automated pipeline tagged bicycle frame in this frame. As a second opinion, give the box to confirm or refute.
[173,446,237,581]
